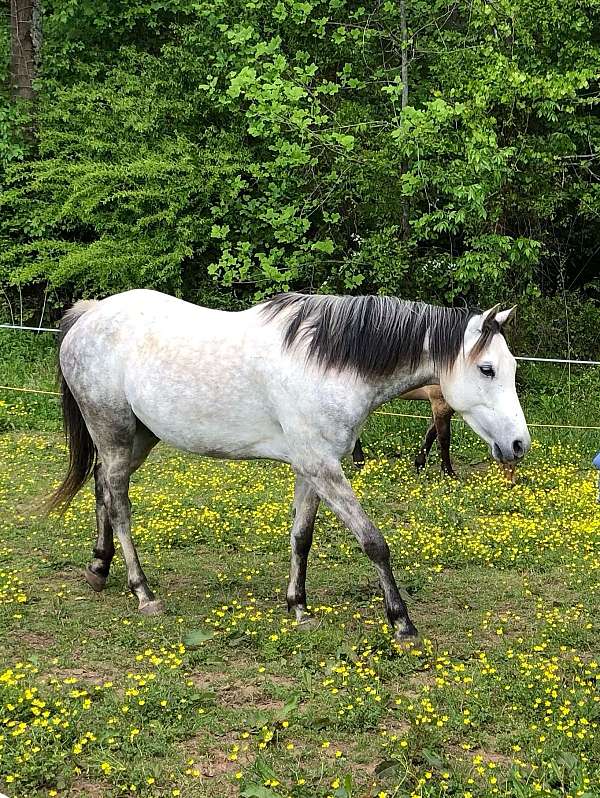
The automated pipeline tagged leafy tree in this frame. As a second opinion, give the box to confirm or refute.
[0,0,597,323]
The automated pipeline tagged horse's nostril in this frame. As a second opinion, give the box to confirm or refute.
[513,439,524,459]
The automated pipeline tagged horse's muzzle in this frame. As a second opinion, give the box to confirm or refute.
[492,437,529,464]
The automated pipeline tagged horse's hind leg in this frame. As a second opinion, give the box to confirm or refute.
[101,448,163,614]
[84,463,115,592]
[286,475,320,623]
[414,420,437,472]
[85,422,158,593]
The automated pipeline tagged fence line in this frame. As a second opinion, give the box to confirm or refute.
[0,385,60,396]
[374,409,600,431]
[515,356,600,366]
[0,323,59,333]
[373,410,431,420]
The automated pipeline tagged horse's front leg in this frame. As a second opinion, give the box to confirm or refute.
[303,462,418,641]
[287,475,320,623]
[435,410,456,477]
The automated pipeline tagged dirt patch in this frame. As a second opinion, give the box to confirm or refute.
[220,682,284,711]
[67,778,107,797]
[189,671,225,690]
[201,745,245,777]
[46,666,111,686]
[16,630,56,649]
[189,672,289,710]
[382,718,411,737]
[264,672,296,688]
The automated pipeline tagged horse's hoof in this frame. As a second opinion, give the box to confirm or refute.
[289,605,318,629]
[139,599,165,616]
[393,620,420,648]
[84,567,107,592]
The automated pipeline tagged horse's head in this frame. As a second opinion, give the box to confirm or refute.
[440,305,531,465]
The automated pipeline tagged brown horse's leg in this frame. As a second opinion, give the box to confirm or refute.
[436,409,456,477]
[414,420,437,472]
[352,439,365,468]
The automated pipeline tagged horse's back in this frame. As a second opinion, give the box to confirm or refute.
[59,289,292,459]
[401,385,442,402]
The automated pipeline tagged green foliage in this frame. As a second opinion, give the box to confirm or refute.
[0,0,598,317]
[0,332,59,432]
[513,292,600,360]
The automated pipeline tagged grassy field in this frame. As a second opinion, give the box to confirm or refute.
[0,332,599,797]
[0,420,599,798]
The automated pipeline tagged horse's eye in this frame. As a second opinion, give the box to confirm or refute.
[479,365,495,378]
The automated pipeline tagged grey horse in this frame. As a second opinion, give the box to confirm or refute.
[49,290,530,641]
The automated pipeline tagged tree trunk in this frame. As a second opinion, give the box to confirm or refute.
[400,0,409,111]
[400,0,410,237]
[9,0,42,101]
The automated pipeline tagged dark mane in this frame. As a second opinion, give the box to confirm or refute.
[261,293,498,379]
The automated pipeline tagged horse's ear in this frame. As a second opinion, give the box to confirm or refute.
[495,306,517,327]
[481,303,502,329]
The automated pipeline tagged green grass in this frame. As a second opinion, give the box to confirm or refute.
[0,428,599,798]
[0,332,60,433]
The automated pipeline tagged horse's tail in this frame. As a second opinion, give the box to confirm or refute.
[46,300,99,513]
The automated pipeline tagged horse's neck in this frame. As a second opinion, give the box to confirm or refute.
[369,361,439,409]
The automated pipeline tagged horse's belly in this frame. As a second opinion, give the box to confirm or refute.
[130,393,290,462]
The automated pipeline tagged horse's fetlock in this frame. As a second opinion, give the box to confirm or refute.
[93,544,114,562]
[90,560,110,578]
[287,593,306,611]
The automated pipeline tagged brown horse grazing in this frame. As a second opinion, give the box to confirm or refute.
[352,385,517,481]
